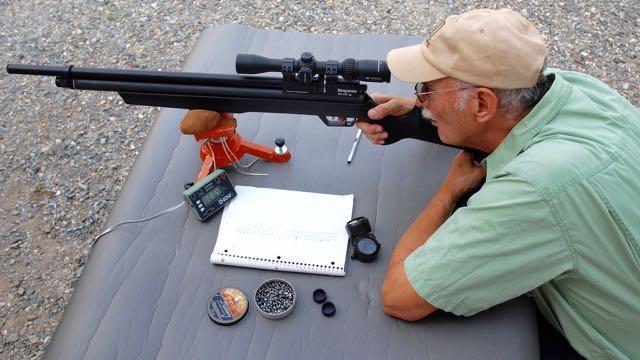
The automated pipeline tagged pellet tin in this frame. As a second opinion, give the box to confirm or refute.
[207,287,249,326]
[254,278,296,320]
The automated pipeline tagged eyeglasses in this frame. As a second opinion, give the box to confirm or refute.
[414,83,476,102]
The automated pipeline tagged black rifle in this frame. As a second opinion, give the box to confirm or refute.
[6,52,447,146]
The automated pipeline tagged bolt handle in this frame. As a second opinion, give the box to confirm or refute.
[275,138,285,147]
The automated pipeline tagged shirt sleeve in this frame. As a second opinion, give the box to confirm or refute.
[404,172,576,316]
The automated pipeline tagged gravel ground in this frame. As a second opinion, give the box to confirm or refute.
[0,0,638,358]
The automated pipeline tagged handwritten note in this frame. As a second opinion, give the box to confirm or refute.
[210,186,354,276]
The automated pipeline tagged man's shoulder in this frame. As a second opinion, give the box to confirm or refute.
[545,68,610,89]
[545,68,638,118]
[501,69,638,193]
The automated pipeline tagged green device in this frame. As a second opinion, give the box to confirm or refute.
[183,169,237,221]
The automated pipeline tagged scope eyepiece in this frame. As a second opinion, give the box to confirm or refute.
[235,52,390,83]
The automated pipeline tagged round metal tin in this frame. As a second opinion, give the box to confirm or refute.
[207,287,249,326]
[254,278,296,320]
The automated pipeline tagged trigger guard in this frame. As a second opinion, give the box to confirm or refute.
[319,115,356,127]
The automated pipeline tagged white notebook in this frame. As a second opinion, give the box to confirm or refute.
[210,186,354,276]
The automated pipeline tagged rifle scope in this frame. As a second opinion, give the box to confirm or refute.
[236,52,390,83]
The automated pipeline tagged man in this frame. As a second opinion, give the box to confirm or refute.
[180,9,638,358]
[356,8,639,360]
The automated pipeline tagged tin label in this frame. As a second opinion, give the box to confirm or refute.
[207,287,248,326]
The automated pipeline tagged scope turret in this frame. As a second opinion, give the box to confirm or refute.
[236,52,390,83]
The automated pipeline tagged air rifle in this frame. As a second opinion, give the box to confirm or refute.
[6,52,447,146]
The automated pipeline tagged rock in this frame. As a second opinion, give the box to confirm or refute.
[6,334,18,344]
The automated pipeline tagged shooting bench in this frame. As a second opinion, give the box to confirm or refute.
[45,25,539,359]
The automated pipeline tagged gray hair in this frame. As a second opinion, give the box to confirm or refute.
[454,61,551,117]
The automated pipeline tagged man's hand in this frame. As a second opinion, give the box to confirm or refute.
[179,110,236,135]
[356,93,415,145]
[440,151,486,204]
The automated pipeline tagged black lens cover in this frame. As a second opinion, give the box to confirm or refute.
[312,288,327,304]
[322,302,336,317]
[346,216,372,243]
[356,237,379,255]
[346,216,380,263]
[351,235,380,263]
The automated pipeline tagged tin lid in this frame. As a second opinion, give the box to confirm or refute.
[207,287,249,326]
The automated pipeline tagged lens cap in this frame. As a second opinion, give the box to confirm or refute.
[313,289,327,304]
[322,302,336,317]
[346,217,372,242]
[351,235,380,263]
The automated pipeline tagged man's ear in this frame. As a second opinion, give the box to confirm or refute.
[473,88,498,124]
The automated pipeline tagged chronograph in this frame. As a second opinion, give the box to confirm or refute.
[183,169,237,221]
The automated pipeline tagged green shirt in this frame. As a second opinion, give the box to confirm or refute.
[404,69,640,359]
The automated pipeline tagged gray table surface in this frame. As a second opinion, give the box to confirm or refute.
[45,24,539,360]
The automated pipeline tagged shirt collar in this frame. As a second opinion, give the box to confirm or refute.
[482,72,572,179]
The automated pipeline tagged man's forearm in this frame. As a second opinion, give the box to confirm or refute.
[387,188,457,270]
[381,151,486,320]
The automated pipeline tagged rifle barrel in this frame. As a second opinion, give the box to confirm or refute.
[7,64,285,89]
[6,64,71,77]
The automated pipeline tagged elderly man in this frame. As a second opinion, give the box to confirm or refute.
[359,8,639,360]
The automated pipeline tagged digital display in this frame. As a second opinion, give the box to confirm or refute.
[201,186,223,206]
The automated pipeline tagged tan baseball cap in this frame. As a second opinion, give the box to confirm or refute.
[387,8,547,89]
